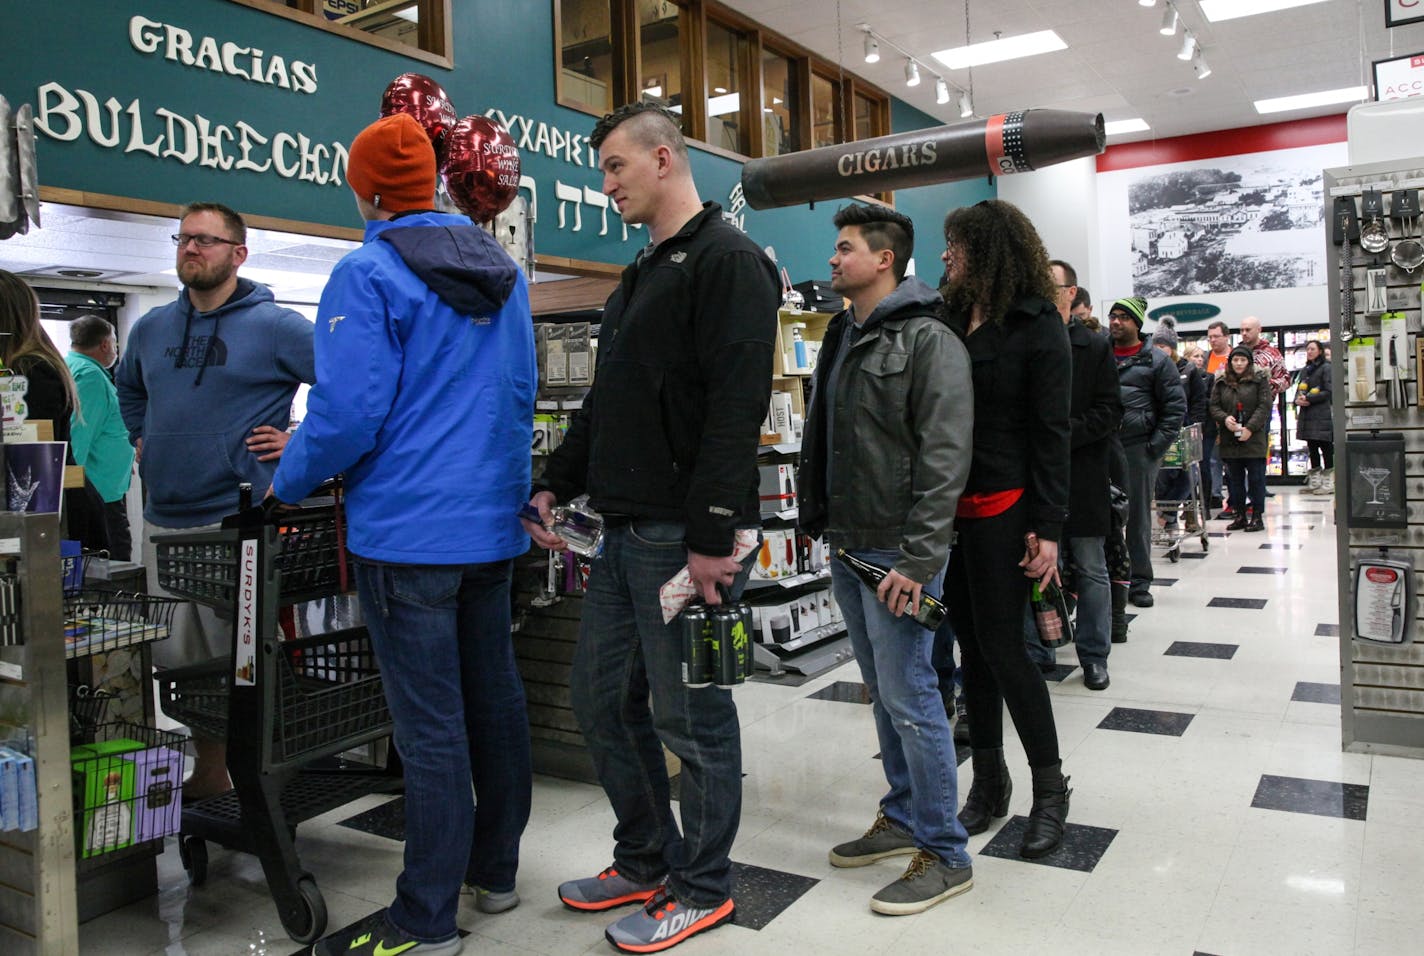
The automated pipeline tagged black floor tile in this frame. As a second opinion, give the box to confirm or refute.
[1315,623,1340,637]
[1251,774,1369,821]
[1260,543,1303,549]
[1180,551,1209,559]
[337,796,405,841]
[1288,510,1324,516]
[1154,578,1178,587]
[748,668,815,687]
[1124,613,1136,624]
[1207,532,1231,538]
[1273,524,1315,530]
[1238,566,1288,575]
[807,680,872,704]
[979,816,1117,872]
[729,861,819,930]
[1165,641,1239,660]
[1097,706,1195,736]
[288,910,470,955]
[1040,663,1079,682]
[1292,681,1342,704]
[1208,597,1268,609]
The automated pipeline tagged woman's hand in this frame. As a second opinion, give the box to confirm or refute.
[1019,532,1061,587]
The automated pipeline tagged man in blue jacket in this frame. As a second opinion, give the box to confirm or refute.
[274,113,537,956]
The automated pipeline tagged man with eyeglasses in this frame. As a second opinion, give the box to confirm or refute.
[116,200,314,799]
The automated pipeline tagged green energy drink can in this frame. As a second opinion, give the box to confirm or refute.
[713,603,751,688]
[680,606,713,687]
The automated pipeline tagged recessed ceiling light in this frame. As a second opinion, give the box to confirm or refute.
[57,269,104,279]
[1255,85,1368,114]
[931,30,1067,70]
[1200,0,1328,21]
[1104,118,1151,136]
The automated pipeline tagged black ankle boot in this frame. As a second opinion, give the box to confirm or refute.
[1020,762,1071,859]
[957,748,1011,835]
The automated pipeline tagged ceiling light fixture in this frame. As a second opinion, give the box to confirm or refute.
[1104,118,1151,136]
[1139,0,1158,6]
[862,23,965,111]
[1200,0,1328,22]
[1160,5,1179,35]
[1193,52,1212,79]
[905,59,921,86]
[931,30,1066,69]
[1178,31,1197,60]
[864,34,880,63]
[959,92,973,118]
[936,77,951,104]
[1254,85,1368,114]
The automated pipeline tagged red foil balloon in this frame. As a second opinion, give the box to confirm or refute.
[380,73,458,156]
[443,116,521,223]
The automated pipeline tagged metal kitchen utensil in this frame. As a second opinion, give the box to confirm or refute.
[1334,197,1357,341]
[1390,189,1423,272]
[1360,189,1389,254]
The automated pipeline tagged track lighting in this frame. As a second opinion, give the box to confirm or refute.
[1178,31,1196,60]
[959,91,973,118]
[1193,52,1211,78]
[1160,5,1179,34]
[905,59,920,86]
[864,35,880,63]
[1139,0,1157,5]
[936,77,950,104]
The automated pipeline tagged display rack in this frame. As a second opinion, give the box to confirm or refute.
[1324,158,1424,756]
[153,491,398,944]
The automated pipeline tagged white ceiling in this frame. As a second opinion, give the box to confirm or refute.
[721,0,1424,142]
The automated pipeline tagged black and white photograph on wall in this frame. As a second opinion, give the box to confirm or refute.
[1346,433,1407,528]
[1126,156,1326,296]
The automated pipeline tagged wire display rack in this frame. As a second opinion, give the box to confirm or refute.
[62,589,179,660]
[69,722,185,874]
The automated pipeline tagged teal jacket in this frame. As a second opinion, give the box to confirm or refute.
[65,351,134,503]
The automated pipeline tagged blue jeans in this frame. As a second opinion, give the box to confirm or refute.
[831,550,970,868]
[1225,458,1267,516]
[353,558,531,944]
[1202,430,1222,500]
[571,521,752,907]
[1026,537,1111,667]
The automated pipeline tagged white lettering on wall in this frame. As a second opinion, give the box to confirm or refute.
[128,15,319,94]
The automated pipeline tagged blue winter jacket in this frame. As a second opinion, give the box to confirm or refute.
[274,212,536,564]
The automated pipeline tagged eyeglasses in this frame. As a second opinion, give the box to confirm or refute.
[172,233,241,249]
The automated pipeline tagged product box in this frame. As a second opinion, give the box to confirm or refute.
[0,746,36,832]
[795,593,821,634]
[769,390,795,442]
[751,596,802,644]
[0,749,15,830]
[565,322,593,386]
[758,464,796,517]
[71,740,141,857]
[532,414,562,455]
[128,746,183,843]
[543,324,569,387]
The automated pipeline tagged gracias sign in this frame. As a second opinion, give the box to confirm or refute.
[31,15,346,187]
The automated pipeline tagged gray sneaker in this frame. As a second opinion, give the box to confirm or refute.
[462,883,519,914]
[869,850,973,916]
[558,864,663,912]
[828,812,916,868]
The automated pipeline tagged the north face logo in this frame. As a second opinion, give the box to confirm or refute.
[650,905,713,941]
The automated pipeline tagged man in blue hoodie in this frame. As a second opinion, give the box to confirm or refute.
[117,201,315,797]
[274,113,537,956]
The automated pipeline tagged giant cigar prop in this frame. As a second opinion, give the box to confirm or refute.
[740,109,1105,210]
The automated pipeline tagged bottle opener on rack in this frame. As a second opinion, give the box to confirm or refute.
[1360,189,1388,256]
[1334,196,1358,341]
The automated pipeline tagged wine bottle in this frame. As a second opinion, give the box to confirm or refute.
[835,549,947,630]
[1030,580,1074,649]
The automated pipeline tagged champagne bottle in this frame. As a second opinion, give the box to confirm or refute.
[1031,580,1074,649]
[835,549,947,630]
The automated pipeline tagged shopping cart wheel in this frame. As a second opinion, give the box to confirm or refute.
[179,836,208,887]
[284,876,328,944]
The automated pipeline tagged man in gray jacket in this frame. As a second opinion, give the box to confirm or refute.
[1108,296,1185,608]
[799,204,974,916]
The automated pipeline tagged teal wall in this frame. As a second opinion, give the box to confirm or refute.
[0,0,992,282]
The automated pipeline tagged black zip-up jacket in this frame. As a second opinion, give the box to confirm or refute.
[798,278,974,584]
[946,296,1072,542]
[537,203,778,556]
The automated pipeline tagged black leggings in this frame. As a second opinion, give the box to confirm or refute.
[944,498,1061,768]
[1307,440,1334,469]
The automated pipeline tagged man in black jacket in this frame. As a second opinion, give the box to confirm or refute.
[1027,261,1121,689]
[525,103,778,953]
[800,204,975,915]
[1108,296,1185,608]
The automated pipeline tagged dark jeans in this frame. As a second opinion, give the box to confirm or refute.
[104,498,132,562]
[1202,429,1221,501]
[941,498,1061,768]
[1224,458,1267,517]
[353,557,531,944]
[1307,440,1334,469]
[571,521,751,907]
[1123,442,1160,595]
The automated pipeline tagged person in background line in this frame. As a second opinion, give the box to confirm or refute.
[116,201,315,799]
[1185,345,1205,370]
[1294,339,1333,495]
[801,203,975,915]
[934,199,1074,860]
[526,102,778,954]
[1070,285,1098,331]
[1108,297,1184,609]
[1212,345,1271,533]
[1203,320,1231,514]
[67,315,135,561]
[1025,259,1120,691]
[278,113,538,956]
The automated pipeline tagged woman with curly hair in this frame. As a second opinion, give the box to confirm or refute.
[934,200,1073,858]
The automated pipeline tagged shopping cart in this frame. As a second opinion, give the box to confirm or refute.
[1152,423,1210,563]
[153,484,397,943]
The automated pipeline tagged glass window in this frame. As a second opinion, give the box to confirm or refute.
[760,49,799,156]
[811,72,840,149]
[276,0,450,59]
[639,0,684,130]
[558,0,615,113]
[705,20,747,154]
[854,92,883,142]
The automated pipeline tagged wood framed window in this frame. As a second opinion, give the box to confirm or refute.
[231,0,453,67]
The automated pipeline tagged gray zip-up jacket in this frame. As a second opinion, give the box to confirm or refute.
[798,277,974,584]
